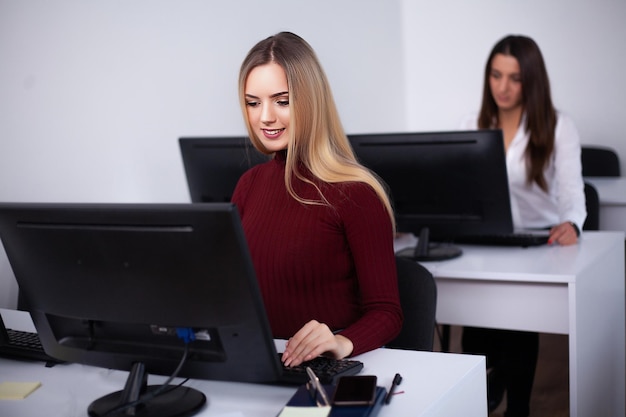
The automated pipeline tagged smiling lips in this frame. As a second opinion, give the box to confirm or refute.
[262,128,285,139]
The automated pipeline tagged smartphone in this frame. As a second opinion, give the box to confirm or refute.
[331,375,377,406]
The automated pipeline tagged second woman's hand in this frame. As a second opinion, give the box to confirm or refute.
[548,221,579,246]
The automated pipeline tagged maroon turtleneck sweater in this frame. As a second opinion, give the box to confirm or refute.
[231,152,402,356]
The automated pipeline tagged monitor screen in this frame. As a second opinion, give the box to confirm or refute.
[348,130,513,260]
[0,202,283,416]
[179,136,269,203]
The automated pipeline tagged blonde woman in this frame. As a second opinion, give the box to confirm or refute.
[232,32,402,367]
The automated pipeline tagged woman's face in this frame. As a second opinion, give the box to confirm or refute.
[244,62,290,152]
[489,53,523,112]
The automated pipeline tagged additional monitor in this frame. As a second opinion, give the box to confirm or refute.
[0,202,283,417]
[348,130,513,261]
[179,136,269,203]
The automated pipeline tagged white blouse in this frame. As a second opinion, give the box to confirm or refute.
[459,112,587,231]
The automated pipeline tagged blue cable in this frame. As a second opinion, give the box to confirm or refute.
[175,327,196,344]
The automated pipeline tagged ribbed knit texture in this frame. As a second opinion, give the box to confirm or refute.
[231,152,403,356]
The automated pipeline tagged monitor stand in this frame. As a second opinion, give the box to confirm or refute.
[396,228,462,262]
[88,362,206,417]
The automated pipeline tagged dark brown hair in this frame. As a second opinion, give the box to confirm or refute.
[478,35,556,191]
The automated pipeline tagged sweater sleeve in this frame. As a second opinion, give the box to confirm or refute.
[231,166,257,216]
[334,183,403,356]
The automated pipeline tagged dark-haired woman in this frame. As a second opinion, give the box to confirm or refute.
[460,35,586,417]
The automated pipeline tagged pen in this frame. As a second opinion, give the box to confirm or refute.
[305,366,331,407]
[384,373,403,404]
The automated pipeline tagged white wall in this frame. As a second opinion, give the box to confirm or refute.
[1,0,625,307]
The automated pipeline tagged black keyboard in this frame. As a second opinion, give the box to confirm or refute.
[454,232,550,247]
[279,354,363,385]
[0,328,61,365]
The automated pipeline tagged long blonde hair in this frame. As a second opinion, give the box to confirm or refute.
[238,32,395,229]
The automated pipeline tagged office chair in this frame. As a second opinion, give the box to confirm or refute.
[581,146,621,177]
[583,182,600,231]
[387,256,437,351]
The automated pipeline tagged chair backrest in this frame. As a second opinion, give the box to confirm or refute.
[581,146,621,177]
[387,256,437,351]
[583,182,600,231]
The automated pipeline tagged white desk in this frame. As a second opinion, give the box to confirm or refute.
[397,231,625,417]
[585,177,626,233]
[0,309,487,417]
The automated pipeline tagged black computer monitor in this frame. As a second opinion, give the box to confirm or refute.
[348,130,513,261]
[179,136,269,203]
[0,202,283,417]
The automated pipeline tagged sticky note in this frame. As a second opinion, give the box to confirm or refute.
[0,381,42,400]
[278,406,331,417]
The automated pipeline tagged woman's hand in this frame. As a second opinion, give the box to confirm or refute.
[548,222,579,246]
[281,320,354,367]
